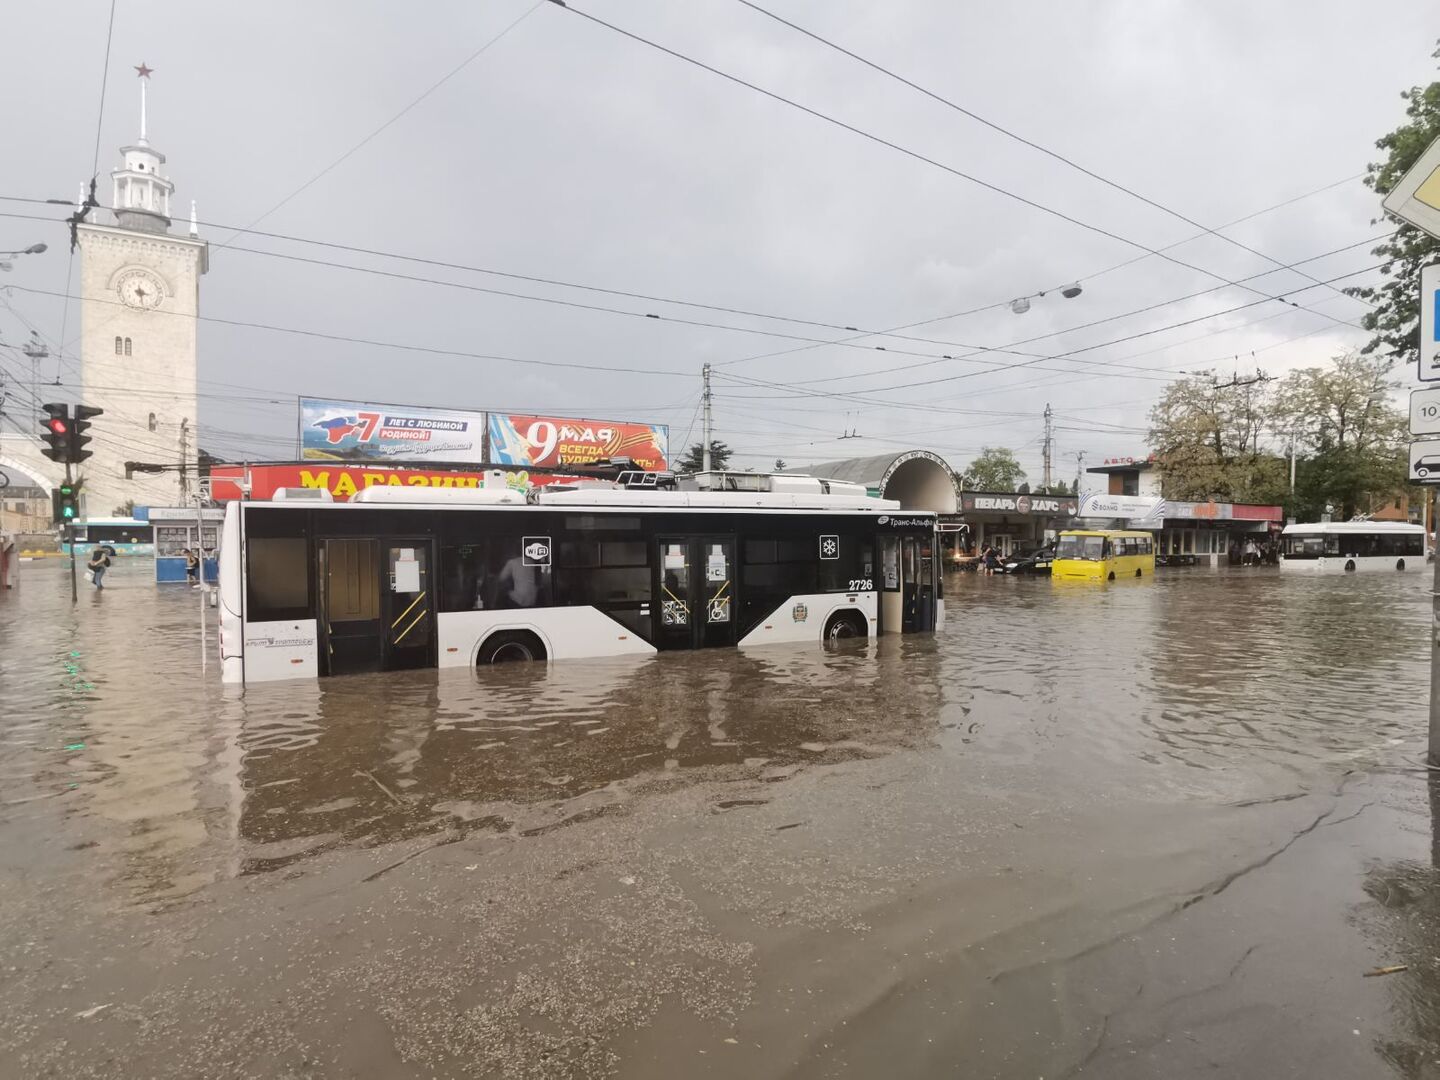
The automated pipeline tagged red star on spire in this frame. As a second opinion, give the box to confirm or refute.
[134,63,154,78]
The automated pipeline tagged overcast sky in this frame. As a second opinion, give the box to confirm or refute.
[2,0,1437,485]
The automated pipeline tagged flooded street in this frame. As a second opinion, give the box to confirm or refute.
[4,560,1440,1078]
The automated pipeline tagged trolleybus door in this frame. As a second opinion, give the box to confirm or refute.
[382,540,435,671]
[655,536,736,650]
[319,538,383,675]
[318,537,435,675]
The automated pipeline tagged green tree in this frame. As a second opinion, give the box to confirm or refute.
[962,447,1026,491]
[674,440,732,473]
[1347,40,1440,365]
[1272,352,1408,518]
[773,458,788,472]
[1148,375,1275,501]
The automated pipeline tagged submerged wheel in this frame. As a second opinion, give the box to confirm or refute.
[1135,568,1143,578]
[823,611,867,642]
[1344,560,1357,573]
[1398,559,1406,572]
[1107,571,1116,582]
[477,630,547,665]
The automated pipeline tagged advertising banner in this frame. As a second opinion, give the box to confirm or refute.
[209,464,573,502]
[961,493,1079,516]
[1078,492,1166,525]
[299,398,487,463]
[488,413,668,471]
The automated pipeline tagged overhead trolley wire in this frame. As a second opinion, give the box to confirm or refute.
[545,1,1367,336]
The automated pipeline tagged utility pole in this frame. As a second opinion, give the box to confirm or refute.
[1042,403,1053,492]
[701,363,713,477]
[1289,429,1297,496]
[178,418,191,504]
[1072,449,1086,495]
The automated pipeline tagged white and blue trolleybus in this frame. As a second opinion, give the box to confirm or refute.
[1279,521,1425,573]
[218,471,942,683]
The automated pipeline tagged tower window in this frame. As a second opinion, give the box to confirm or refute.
[114,336,122,355]
[123,337,132,356]
[148,412,157,432]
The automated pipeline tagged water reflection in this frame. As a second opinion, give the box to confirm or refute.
[1,565,1431,910]
[231,638,950,872]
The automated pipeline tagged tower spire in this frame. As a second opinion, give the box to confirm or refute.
[134,63,154,144]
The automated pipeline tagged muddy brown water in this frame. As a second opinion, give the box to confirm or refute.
[3,559,1440,1078]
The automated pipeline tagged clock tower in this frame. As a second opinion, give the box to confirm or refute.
[77,65,208,517]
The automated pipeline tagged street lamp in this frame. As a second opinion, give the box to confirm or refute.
[0,242,46,271]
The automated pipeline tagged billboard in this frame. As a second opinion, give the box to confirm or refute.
[209,464,574,502]
[488,413,668,472]
[299,398,486,464]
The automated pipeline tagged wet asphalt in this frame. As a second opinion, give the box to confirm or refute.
[2,558,1439,1078]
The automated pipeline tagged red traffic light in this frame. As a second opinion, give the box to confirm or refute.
[46,418,68,435]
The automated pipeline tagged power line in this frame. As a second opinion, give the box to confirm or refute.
[732,0,1368,311]
[710,262,1381,412]
[212,1,544,251]
[547,1,1366,336]
[4,283,699,381]
[707,173,1368,371]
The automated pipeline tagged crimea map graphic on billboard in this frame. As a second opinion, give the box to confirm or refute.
[299,398,486,464]
[488,413,669,471]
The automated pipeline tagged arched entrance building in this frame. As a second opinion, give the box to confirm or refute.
[805,450,960,512]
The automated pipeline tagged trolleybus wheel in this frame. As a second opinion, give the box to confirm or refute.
[477,630,547,665]
[823,611,867,642]
[1344,560,1357,572]
[1397,559,1406,571]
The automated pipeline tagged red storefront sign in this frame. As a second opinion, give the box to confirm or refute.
[208,463,572,502]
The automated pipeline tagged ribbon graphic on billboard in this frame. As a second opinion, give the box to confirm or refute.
[488,413,668,471]
[299,398,486,463]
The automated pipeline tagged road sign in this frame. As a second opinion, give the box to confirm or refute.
[1422,264,1440,382]
[1411,437,1440,482]
[1413,387,1440,434]
[1384,135,1440,240]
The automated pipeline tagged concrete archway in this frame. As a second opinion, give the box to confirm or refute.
[804,450,960,513]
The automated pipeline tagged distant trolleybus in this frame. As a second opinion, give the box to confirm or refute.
[218,471,942,683]
[1280,521,1424,573]
[1052,529,1156,582]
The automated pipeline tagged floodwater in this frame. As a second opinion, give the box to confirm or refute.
[3,558,1440,1078]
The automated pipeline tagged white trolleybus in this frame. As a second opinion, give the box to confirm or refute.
[1279,521,1426,573]
[218,470,942,683]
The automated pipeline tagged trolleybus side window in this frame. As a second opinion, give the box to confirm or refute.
[741,537,819,631]
[247,537,310,621]
[439,536,553,612]
[557,537,652,638]
[816,534,875,592]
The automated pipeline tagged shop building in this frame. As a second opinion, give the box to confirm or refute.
[951,491,1080,559]
[1081,460,1281,566]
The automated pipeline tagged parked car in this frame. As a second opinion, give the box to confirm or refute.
[1002,545,1055,575]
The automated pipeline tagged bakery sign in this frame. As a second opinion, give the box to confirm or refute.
[962,494,1079,515]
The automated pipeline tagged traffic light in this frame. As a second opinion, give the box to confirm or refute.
[40,403,69,463]
[51,479,81,523]
[69,405,102,463]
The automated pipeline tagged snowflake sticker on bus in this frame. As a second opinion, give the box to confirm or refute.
[819,535,840,560]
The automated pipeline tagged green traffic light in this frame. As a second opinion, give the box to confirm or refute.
[61,506,75,519]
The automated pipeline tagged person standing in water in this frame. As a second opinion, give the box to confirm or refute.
[87,546,110,590]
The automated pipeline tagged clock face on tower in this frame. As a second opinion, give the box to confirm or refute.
[115,268,165,311]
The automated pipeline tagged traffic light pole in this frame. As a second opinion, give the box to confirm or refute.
[64,461,77,604]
